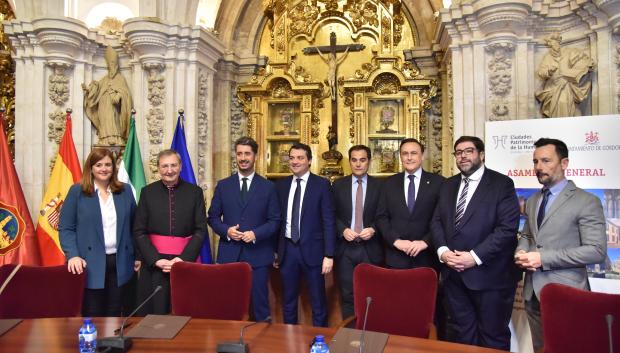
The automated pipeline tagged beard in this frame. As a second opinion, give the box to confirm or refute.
[457,157,483,176]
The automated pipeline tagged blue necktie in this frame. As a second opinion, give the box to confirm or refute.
[537,188,550,229]
[291,178,302,243]
[407,174,416,214]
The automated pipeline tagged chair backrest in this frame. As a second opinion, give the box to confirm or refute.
[540,283,620,353]
[0,264,85,319]
[170,262,252,320]
[353,263,437,338]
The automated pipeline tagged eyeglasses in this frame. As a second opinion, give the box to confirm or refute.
[453,147,476,157]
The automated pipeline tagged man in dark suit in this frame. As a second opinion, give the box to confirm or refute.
[208,137,281,321]
[332,145,383,319]
[376,138,444,270]
[275,142,336,327]
[515,138,607,352]
[431,136,520,350]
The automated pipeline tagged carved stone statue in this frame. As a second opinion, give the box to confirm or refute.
[82,46,133,145]
[535,33,594,118]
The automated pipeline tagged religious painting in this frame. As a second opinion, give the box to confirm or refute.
[266,140,296,174]
[368,98,404,136]
[268,102,301,136]
[368,139,400,174]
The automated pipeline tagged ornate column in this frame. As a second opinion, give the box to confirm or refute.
[124,18,224,192]
[435,0,620,143]
[4,17,99,217]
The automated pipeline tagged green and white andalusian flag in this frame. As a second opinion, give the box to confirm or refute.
[118,115,146,201]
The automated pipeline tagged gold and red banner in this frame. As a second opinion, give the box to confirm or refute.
[0,111,40,265]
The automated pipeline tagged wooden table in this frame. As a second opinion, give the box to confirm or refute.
[0,317,506,353]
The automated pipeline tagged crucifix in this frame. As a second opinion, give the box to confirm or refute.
[303,32,365,146]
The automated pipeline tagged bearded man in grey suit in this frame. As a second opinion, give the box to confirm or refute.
[514,138,607,352]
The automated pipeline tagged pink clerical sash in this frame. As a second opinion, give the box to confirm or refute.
[148,234,201,263]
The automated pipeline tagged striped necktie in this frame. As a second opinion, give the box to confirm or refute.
[454,178,470,228]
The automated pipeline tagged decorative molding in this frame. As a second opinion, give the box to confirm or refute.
[230,82,245,171]
[145,63,165,181]
[381,14,391,49]
[47,109,65,173]
[288,1,319,39]
[47,64,70,107]
[99,17,123,35]
[373,72,400,95]
[146,63,165,107]
[47,110,65,144]
[346,1,378,28]
[288,57,314,83]
[428,90,443,174]
[197,70,209,191]
[149,148,160,180]
[486,42,514,121]
[270,78,293,98]
[311,94,323,144]
[147,108,165,145]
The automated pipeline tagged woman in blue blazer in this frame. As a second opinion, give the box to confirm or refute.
[59,148,137,317]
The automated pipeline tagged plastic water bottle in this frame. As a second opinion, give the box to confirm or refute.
[78,318,97,353]
[310,335,329,353]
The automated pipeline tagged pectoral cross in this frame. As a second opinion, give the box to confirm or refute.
[303,32,365,146]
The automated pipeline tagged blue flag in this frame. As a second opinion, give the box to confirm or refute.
[170,114,212,264]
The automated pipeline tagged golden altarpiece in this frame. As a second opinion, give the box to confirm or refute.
[238,0,434,179]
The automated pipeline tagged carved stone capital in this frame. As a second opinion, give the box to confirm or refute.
[124,18,168,67]
[32,17,88,66]
[594,0,620,33]
[143,62,164,72]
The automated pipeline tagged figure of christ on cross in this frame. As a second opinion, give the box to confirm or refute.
[303,32,365,146]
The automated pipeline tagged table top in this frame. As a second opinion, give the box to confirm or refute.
[0,317,506,353]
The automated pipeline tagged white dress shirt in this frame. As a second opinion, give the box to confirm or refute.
[238,171,255,190]
[350,174,368,230]
[437,165,485,265]
[403,167,422,205]
[95,184,117,255]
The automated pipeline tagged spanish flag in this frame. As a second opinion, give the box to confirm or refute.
[0,110,41,265]
[36,111,82,266]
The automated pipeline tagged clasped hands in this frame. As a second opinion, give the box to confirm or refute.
[227,224,256,243]
[342,227,375,242]
[514,250,542,271]
[394,239,428,257]
[155,257,183,273]
[441,250,476,272]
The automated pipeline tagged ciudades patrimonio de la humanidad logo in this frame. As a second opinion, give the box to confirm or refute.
[0,201,25,255]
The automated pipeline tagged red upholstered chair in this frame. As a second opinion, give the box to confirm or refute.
[170,262,252,320]
[352,263,437,338]
[0,264,85,319]
[540,283,620,353]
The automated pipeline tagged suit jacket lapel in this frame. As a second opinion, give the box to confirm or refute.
[300,174,313,221]
[343,175,353,225]
[540,181,576,229]
[233,174,245,208]
[411,171,430,217]
[395,172,408,213]
[112,192,125,244]
[241,174,260,210]
[90,193,105,247]
[363,176,376,223]
[528,191,542,234]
